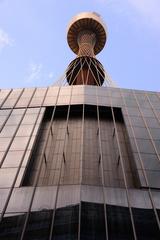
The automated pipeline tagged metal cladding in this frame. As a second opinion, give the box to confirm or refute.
[66,12,107,86]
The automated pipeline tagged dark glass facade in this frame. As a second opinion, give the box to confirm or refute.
[0,85,160,239]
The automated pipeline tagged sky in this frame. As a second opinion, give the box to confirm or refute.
[0,0,160,91]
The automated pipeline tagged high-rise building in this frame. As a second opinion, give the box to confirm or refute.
[0,12,160,240]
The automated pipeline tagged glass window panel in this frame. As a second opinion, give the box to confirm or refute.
[43,96,57,106]
[145,117,160,128]
[132,127,150,139]
[138,100,151,109]
[2,90,23,108]
[33,88,47,97]
[23,210,52,240]
[16,98,30,107]
[12,109,25,115]
[2,150,31,168]
[0,115,9,126]
[141,108,155,117]
[26,108,38,114]
[59,86,72,95]
[71,95,84,104]
[111,98,123,107]
[121,91,134,99]
[81,185,103,203]
[52,205,79,240]
[56,185,80,209]
[46,86,59,96]
[0,213,25,240]
[134,93,146,100]
[0,125,17,137]
[137,139,155,154]
[57,96,70,104]
[0,188,10,213]
[0,168,25,188]
[107,205,134,240]
[84,95,96,104]
[20,88,35,98]
[105,188,128,207]
[0,138,11,151]
[6,188,32,213]
[8,88,23,98]
[110,90,121,97]
[98,96,110,106]
[148,94,159,102]
[21,114,38,125]
[154,140,160,154]
[124,99,138,107]
[0,109,11,116]
[16,125,34,137]
[72,86,84,95]
[129,189,152,209]
[0,151,5,163]
[149,128,160,140]
[10,137,30,151]
[38,108,45,115]
[32,186,57,210]
[145,170,160,188]
[127,107,141,116]
[6,114,23,125]
[132,208,160,239]
[140,153,160,170]
[84,86,96,95]
[152,102,160,109]
[2,98,18,108]
[30,97,44,106]
[98,88,110,97]
[81,202,106,240]
[0,98,5,105]
[0,89,11,99]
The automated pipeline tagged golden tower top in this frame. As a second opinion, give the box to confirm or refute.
[67,12,107,57]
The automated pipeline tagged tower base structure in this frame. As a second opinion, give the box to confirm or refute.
[0,85,160,239]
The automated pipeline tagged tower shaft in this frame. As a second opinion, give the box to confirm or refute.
[77,31,96,57]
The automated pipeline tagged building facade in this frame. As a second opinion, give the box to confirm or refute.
[0,85,160,239]
[0,12,160,240]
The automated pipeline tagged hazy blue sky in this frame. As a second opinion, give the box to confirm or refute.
[0,0,160,91]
